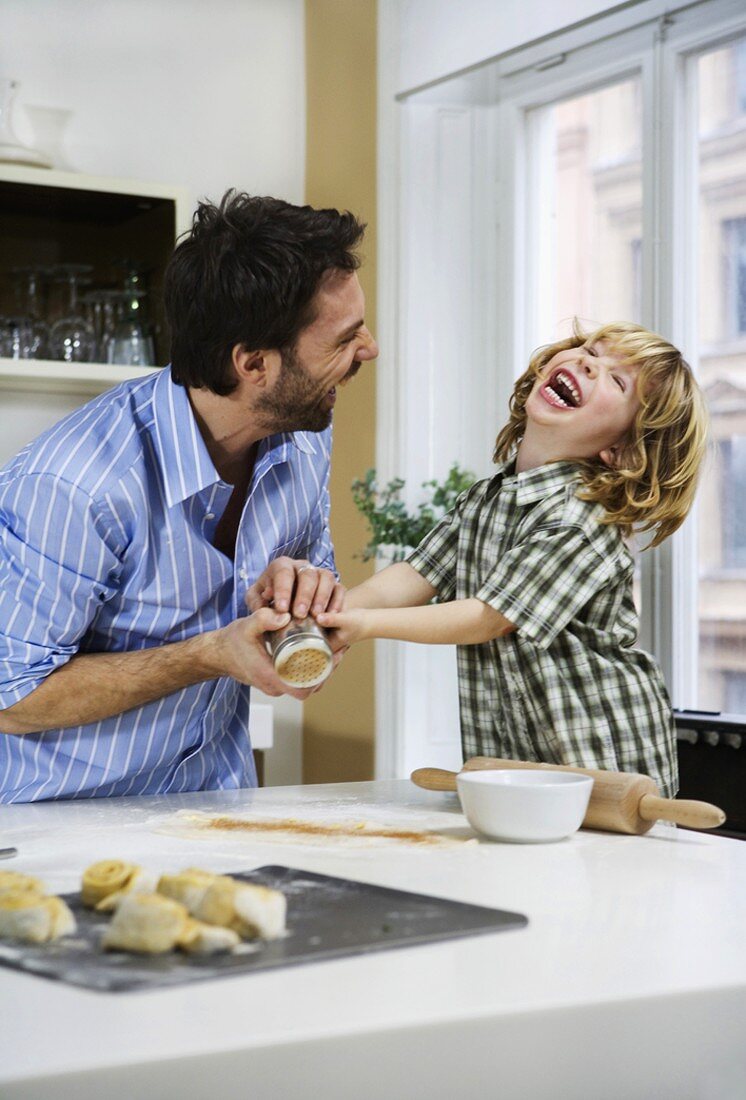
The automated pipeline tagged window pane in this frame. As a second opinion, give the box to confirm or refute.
[529,77,643,340]
[697,37,746,712]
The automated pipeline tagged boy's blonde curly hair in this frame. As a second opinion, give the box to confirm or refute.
[493,321,709,547]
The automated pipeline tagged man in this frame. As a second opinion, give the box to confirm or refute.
[0,191,378,802]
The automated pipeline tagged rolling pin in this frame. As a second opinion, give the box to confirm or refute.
[411,757,726,835]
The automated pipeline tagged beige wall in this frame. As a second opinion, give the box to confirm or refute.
[303,0,378,782]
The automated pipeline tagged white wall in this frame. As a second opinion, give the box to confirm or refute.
[394,0,645,93]
[0,0,305,213]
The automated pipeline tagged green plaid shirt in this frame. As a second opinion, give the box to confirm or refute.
[407,459,677,797]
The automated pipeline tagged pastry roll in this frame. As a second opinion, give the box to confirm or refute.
[157,868,218,913]
[232,883,287,940]
[0,889,76,943]
[45,895,77,939]
[81,859,139,908]
[178,918,240,955]
[0,870,45,897]
[94,867,159,913]
[191,877,238,929]
[102,894,189,954]
[193,878,287,940]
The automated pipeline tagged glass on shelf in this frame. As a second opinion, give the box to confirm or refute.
[5,266,50,359]
[48,264,96,363]
[106,290,155,367]
[81,289,123,364]
[0,315,38,359]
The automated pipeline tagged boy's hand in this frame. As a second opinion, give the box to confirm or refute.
[315,608,368,650]
[245,558,345,620]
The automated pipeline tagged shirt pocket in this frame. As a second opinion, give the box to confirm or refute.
[270,517,325,563]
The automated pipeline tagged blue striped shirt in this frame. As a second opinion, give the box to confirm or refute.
[0,368,335,802]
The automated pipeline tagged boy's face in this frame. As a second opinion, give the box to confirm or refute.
[524,340,641,466]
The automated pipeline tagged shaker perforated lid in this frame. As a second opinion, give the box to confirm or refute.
[274,636,333,688]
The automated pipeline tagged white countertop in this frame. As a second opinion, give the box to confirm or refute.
[1,780,745,1100]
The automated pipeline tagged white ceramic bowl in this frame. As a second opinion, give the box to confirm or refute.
[456,769,594,843]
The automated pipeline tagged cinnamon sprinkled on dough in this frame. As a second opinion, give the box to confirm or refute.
[200,815,444,845]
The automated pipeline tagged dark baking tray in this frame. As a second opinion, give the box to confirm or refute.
[0,865,527,993]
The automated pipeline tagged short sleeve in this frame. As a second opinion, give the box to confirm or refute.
[0,474,122,706]
[475,522,615,649]
[406,489,473,603]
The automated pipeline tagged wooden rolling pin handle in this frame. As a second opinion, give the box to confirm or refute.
[411,767,458,792]
[638,794,726,830]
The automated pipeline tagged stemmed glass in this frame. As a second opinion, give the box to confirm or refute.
[3,267,50,359]
[106,290,155,367]
[81,289,123,363]
[48,264,96,363]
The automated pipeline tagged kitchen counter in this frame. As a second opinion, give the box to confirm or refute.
[1,780,745,1100]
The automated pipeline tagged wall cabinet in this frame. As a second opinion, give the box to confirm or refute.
[0,164,189,396]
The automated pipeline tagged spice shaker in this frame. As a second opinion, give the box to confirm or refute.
[266,617,334,689]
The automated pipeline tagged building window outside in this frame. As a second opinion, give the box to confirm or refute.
[720,437,746,568]
[734,39,746,115]
[723,217,746,338]
[725,670,746,712]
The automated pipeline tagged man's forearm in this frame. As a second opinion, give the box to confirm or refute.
[356,597,515,645]
[0,634,222,735]
[0,605,312,736]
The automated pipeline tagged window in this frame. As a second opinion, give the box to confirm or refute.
[696,36,746,711]
[526,77,643,341]
[386,1,746,774]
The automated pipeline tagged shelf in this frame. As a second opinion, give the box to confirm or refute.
[0,163,189,205]
[0,167,190,376]
[0,357,162,397]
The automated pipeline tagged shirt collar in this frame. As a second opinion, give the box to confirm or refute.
[152,369,318,507]
[495,456,582,505]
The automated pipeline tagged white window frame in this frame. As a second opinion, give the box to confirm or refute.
[376,0,746,778]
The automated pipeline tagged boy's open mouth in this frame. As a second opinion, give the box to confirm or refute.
[544,369,582,408]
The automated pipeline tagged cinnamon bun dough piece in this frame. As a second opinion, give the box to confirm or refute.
[193,878,287,940]
[191,877,238,929]
[81,859,139,908]
[178,918,240,955]
[0,870,45,897]
[232,883,287,941]
[94,868,159,913]
[44,895,77,939]
[157,868,218,913]
[0,889,76,943]
[102,893,189,954]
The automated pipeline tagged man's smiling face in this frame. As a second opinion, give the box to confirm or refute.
[523,340,641,465]
[256,271,378,434]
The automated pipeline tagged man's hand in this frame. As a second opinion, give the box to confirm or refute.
[212,606,317,700]
[245,558,345,621]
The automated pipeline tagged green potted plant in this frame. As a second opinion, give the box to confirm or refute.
[351,463,476,564]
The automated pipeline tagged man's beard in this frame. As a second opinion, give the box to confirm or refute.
[254,345,333,434]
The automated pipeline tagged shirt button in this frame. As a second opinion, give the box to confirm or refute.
[239,568,248,581]
[205,512,215,520]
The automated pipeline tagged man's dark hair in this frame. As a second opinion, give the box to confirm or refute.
[163,190,365,394]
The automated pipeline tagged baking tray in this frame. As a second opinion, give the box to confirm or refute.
[0,865,527,993]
